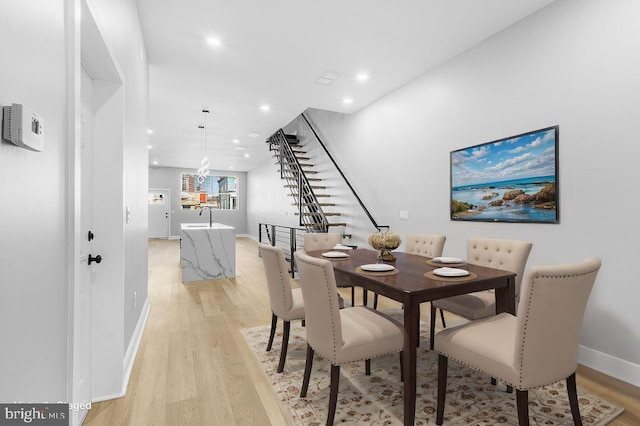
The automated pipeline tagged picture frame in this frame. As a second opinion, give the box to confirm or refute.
[450,126,559,224]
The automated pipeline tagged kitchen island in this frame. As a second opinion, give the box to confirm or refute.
[180,223,236,282]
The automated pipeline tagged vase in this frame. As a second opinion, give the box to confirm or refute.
[368,231,401,261]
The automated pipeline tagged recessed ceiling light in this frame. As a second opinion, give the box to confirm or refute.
[244,153,250,158]
[343,98,354,105]
[234,146,246,151]
[356,73,369,82]
[229,166,234,169]
[260,104,270,112]
[232,139,240,144]
[248,132,260,138]
[152,160,158,165]
[147,145,153,149]
[147,129,153,134]
[206,37,222,47]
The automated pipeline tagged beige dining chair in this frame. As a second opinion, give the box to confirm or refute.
[405,233,447,258]
[259,243,305,373]
[429,237,532,350]
[294,250,404,425]
[435,257,601,426]
[302,232,356,306]
[373,232,447,313]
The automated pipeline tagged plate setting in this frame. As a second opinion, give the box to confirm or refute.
[432,267,470,277]
[322,251,350,258]
[432,257,465,264]
[359,263,395,272]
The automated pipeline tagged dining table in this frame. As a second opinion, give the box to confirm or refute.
[306,248,517,426]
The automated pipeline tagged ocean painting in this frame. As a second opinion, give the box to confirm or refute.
[450,126,558,223]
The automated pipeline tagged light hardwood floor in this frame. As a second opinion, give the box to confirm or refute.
[84,237,639,425]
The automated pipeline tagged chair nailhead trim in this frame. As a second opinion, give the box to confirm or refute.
[436,350,572,391]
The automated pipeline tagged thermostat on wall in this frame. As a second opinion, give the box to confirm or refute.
[2,103,44,151]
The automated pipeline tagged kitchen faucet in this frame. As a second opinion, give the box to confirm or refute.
[199,206,213,227]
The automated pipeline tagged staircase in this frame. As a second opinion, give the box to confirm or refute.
[267,114,389,235]
[267,130,346,232]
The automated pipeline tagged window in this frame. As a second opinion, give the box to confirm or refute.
[180,173,238,210]
[148,192,165,205]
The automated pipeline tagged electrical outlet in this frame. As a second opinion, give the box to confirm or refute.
[400,210,409,220]
[133,291,137,308]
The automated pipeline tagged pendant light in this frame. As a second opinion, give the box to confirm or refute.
[197,109,210,184]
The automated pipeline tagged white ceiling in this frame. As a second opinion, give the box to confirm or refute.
[137,0,556,172]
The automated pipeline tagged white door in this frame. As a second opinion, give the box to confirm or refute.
[69,66,96,426]
[148,189,170,238]
[69,2,126,421]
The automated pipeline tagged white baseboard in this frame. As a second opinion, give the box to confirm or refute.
[91,300,150,403]
[92,391,125,403]
[122,299,150,390]
[579,344,640,387]
[93,300,150,403]
[168,235,180,240]
[237,233,258,241]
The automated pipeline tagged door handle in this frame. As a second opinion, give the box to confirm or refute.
[88,254,102,265]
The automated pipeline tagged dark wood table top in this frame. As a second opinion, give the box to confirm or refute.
[306,248,516,304]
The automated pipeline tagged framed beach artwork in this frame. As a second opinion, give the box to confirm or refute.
[450,126,559,224]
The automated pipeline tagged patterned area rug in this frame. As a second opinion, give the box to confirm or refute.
[241,309,623,425]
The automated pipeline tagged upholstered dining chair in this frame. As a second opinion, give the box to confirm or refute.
[259,243,305,373]
[294,250,404,426]
[435,257,601,426]
[405,233,447,258]
[429,238,532,350]
[373,232,447,312]
[302,232,356,306]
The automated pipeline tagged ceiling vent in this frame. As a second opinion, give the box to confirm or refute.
[315,70,341,86]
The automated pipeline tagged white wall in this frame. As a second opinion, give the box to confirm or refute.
[246,159,304,240]
[282,109,385,249]
[149,167,248,236]
[0,1,68,402]
[0,0,149,403]
[247,0,640,385]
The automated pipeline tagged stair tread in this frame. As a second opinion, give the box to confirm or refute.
[283,177,321,181]
[284,184,326,189]
[296,212,341,216]
[281,170,318,174]
[288,193,331,197]
[306,223,347,227]
[292,202,335,206]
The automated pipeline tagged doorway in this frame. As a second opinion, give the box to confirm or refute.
[68,1,126,424]
[148,188,171,238]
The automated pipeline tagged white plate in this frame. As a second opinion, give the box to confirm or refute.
[433,267,470,277]
[432,256,464,264]
[360,263,395,272]
[332,244,353,250]
[322,251,349,258]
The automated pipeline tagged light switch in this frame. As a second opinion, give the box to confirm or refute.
[400,211,409,220]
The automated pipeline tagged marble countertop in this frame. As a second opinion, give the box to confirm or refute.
[180,222,235,230]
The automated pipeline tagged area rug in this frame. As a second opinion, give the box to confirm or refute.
[241,310,623,425]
